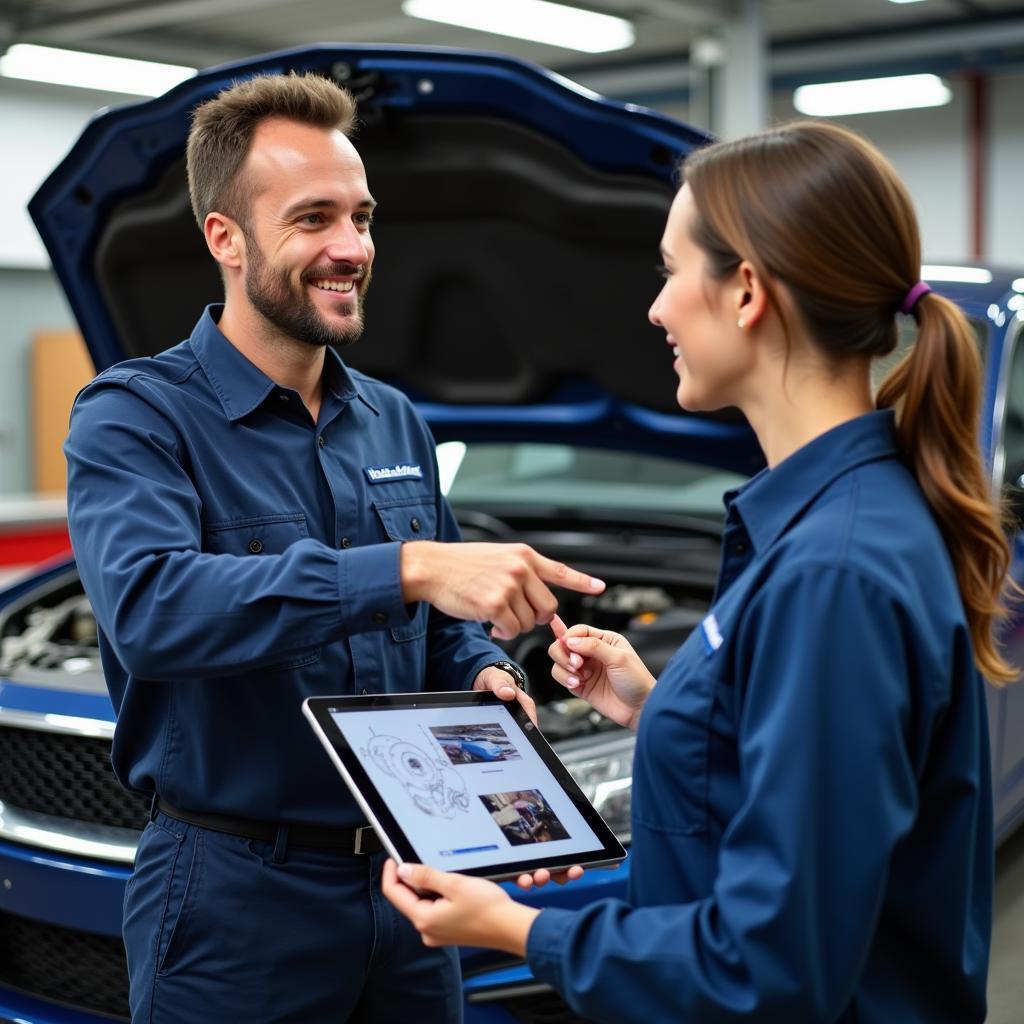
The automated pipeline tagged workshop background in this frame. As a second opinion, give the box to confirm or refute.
[1,2,1023,1022]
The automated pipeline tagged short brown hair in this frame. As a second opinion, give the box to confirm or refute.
[186,72,357,230]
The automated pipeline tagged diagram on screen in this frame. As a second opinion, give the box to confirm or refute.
[362,732,470,818]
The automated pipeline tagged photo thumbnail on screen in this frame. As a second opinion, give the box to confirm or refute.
[430,722,522,765]
[480,789,570,846]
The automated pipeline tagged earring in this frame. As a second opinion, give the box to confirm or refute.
[737,318,746,329]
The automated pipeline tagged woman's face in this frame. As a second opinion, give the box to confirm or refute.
[649,185,753,413]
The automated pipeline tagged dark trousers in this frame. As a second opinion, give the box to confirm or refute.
[123,810,462,1023]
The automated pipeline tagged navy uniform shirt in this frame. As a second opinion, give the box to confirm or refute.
[65,306,504,826]
[528,411,993,1023]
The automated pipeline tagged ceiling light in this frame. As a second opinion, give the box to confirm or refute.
[1012,278,1024,293]
[402,0,634,54]
[887,0,929,4]
[921,265,993,284]
[793,74,951,116]
[0,43,195,96]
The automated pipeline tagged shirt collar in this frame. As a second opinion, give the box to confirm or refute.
[728,410,901,554]
[189,304,379,422]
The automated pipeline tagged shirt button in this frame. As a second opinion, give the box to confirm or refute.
[372,611,388,625]
[410,517,422,533]
[248,539,263,554]
[734,541,747,555]
[318,436,326,448]
[340,537,352,549]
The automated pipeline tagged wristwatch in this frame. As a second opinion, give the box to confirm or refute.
[488,659,529,692]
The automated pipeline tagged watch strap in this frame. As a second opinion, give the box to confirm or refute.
[488,659,528,691]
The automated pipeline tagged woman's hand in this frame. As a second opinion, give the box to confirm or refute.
[513,865,584,890]
[382,859,541,955]
[548,615,656,730]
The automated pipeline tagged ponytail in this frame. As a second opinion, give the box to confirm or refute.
[683,120,1016,685]
[876,293,1017,684]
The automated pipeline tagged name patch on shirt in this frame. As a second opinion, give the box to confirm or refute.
[363,463,424,484]
[701,613,724,654]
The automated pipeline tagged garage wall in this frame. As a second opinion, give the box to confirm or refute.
[0,271,77,494]
[775,80,971,261]
[0,79,136,495]
[650,70,1024,267]
[989,71,1024,268]
[0,67,1022,495]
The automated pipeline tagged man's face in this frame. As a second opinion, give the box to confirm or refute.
[237,117,376,349]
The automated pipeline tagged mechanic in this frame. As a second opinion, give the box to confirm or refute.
[64,72,605,1024]
[384,121,1011,1023]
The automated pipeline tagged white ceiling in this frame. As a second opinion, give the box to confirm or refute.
[2,0,1024,94]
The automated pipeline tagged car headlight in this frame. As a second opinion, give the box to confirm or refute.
[560,730,635,843]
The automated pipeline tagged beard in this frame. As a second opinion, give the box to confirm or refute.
[242,228,370,349]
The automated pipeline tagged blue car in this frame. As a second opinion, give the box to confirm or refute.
[2,43,1024,1024]
[443,738,507,763]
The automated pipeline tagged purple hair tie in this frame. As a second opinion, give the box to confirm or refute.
[900,281,932,315]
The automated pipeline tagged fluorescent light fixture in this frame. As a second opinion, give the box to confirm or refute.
[794,74,951,116]
[921,264,993,284]
[0,43,194,96]
[402,0,634,53]
[887,0,929,4]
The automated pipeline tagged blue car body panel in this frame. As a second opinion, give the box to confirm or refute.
[29,43,706,378]
[6,39,1024,1024]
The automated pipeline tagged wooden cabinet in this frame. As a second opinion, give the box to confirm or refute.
[31,330,94,494]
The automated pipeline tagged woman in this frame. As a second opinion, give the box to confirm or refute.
[382,120,1014,1022]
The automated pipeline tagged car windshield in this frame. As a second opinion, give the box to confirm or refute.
[438,442,749,519]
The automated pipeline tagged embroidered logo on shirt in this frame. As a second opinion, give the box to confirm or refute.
[701,613,724,654]
[363,463,424,484]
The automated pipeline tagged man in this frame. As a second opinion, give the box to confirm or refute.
[64,72,604,1023]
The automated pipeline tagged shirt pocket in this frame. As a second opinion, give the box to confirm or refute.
[372,496,437,643]
[201,512,319,670]
[632,639,717,836]
[202,511,310,556]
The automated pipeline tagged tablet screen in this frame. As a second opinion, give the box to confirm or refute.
[304,692,625,878]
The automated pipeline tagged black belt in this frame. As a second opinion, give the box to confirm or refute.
[154,797,383,854]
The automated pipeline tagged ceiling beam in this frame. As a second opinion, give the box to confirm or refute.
[771,16,1024,76]
[15,0,290,45]
[573,14,1024,99]
[625,0,737,25]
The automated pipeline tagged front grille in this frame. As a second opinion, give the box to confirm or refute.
[0,910,129,1021]
[0,726,149,830]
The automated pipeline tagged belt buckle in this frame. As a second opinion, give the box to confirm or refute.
[354,825,374,855]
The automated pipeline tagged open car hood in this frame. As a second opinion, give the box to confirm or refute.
[30,43,762,473]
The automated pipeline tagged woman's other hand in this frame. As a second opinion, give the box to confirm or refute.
[514,865,585,891]
[382,859,540,955]
[548,615,656,730]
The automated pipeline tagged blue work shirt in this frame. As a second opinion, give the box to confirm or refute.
[528,411,993,1023]
[65,306,504,826]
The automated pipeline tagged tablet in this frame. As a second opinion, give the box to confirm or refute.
[302,691,626,880]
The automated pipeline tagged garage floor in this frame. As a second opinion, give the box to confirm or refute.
[988,824,1024,1022]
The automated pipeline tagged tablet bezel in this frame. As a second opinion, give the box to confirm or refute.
[302,691,627,880]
